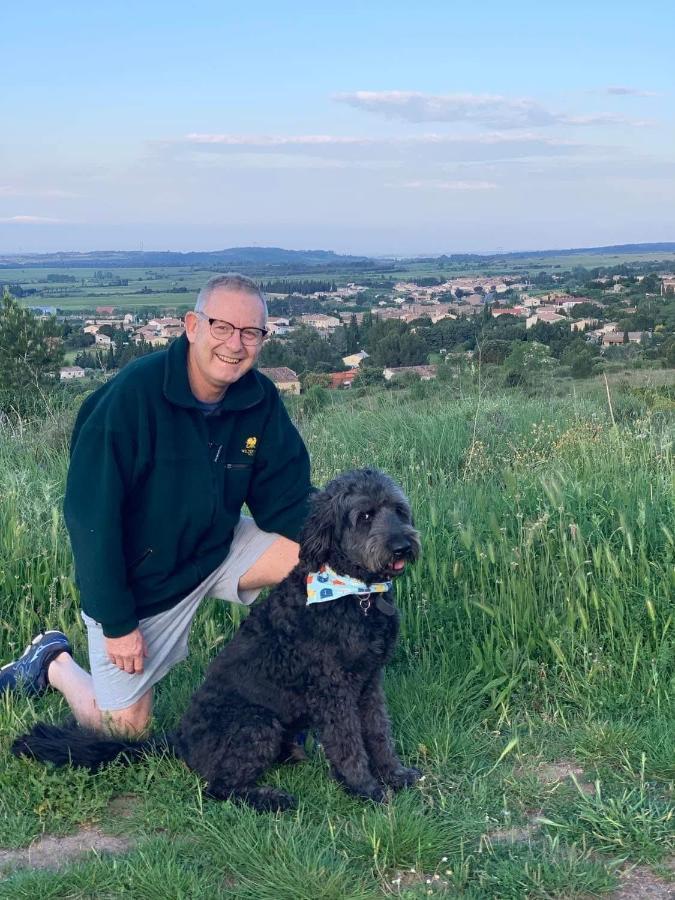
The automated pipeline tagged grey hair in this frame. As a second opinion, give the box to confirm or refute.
[195,274,268,323]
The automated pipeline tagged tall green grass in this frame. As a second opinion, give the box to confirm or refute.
[303,388,674,719]
[0,383,673,895]
[0,385,673,721]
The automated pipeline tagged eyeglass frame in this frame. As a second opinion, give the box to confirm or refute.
[193,311,268,346]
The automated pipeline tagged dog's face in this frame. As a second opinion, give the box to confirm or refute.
[300,469,421,582]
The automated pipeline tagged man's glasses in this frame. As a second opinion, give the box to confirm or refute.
[195,312,268,346]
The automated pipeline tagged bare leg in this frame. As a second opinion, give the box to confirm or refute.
[238,537,299,591]
[47,652,152,736]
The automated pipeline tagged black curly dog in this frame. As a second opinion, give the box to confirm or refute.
[13,469,421,812]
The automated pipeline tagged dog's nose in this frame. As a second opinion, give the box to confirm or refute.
[391,542,412,559]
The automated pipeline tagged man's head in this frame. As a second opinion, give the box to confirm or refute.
[184,274,268,401]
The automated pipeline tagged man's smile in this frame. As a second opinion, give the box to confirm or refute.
[214,352,243,365]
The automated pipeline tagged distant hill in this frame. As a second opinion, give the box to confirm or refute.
[409,243,675,263]
[482,242,675,260]
[1,242,673,272]
[0,246,373,272]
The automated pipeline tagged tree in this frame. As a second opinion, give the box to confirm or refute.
[660,337,675,368]
[344,314,360,354]
[478,339,512,364]
[562,342,599,378]
[0,289,64,415]
[354,366,384,389]
[503,341,556,389]
[300,372,331,391]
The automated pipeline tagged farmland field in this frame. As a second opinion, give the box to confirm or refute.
[0,379,673,897]
[3,245,675,312]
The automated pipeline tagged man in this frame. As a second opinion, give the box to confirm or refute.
[0,274,312,736]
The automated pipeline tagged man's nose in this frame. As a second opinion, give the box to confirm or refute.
[224,328,244,350]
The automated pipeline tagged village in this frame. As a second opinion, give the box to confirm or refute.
[54,270,675,393]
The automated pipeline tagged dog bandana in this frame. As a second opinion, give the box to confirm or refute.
[306,565,392,609]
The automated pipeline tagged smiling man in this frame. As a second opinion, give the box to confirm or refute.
[0,275,313,736]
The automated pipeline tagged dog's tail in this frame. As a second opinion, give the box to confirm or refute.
[12,721,170,772]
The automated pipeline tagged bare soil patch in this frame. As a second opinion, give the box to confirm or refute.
[0,827,134,876]
[610,862,675,899]
[517,757,596,795]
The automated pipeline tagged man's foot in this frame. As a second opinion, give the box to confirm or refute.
[0,631,72,697]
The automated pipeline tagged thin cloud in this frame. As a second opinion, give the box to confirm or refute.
[333,91,653,128]
[183,132,578,147]
[0,215,68,224]
[167,132,586,168]
[400,180,497,190]
[605,86,659,97]
[0,186,79,198]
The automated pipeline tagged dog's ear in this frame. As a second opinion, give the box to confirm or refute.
[299,490,337,569]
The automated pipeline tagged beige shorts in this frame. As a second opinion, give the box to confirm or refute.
[81,516,280,711]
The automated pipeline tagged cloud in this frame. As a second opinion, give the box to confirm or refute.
[333,91,653,128]
[399,180,497,191]
[0,186,79,198]
[0,215,68,224]
[173,132,585,165]
[604,86,659,97]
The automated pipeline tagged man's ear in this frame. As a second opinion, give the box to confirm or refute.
[184,311,199,344]
[299,491,335,570]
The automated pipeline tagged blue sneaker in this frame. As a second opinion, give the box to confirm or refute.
[0,631,72,697]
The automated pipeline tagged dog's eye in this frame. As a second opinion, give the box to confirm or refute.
[360,510,373,523]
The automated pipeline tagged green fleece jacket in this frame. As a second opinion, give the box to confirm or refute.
[64,334,312,638]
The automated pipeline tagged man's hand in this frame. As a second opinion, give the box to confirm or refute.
[105,628,148,674]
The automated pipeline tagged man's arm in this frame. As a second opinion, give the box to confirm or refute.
[246,395,313,541]
[64,419,140,640]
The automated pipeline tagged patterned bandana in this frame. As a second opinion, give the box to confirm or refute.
[306,564,392,606]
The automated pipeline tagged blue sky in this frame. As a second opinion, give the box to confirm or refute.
[2,0,674,254]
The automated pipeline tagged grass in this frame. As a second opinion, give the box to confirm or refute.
[0,379,673,896]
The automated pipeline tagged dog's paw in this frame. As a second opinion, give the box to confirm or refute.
[381,766,422,790]
[343,781,389,803]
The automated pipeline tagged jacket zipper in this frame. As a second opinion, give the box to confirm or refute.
[129,547,153,570]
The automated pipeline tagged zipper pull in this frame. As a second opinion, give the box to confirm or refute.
[208,442,223,463]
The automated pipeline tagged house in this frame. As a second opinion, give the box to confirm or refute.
[94,332,114,347]
[133,328,169,347]
[328,370,357,389]
[660,275,675,295]
[383,365,438,381]
[571,318,598,332]
[258,367,300,394]
[267,317,292,336]
[602,331,646,346]
[298,314,341,333]
[59,365,85,380]
[342,350,369,368]
[526,311,566,328]
[491,307,526,319]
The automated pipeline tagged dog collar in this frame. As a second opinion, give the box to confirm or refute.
[306,565,393,612]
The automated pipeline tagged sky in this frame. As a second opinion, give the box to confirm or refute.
[2,0,674,255]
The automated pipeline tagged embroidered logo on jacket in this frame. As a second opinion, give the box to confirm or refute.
[242,436,258,456]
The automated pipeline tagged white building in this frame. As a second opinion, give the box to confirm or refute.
[59,366,86,380]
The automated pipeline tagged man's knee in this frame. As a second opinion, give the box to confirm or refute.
[103,689,153,737]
